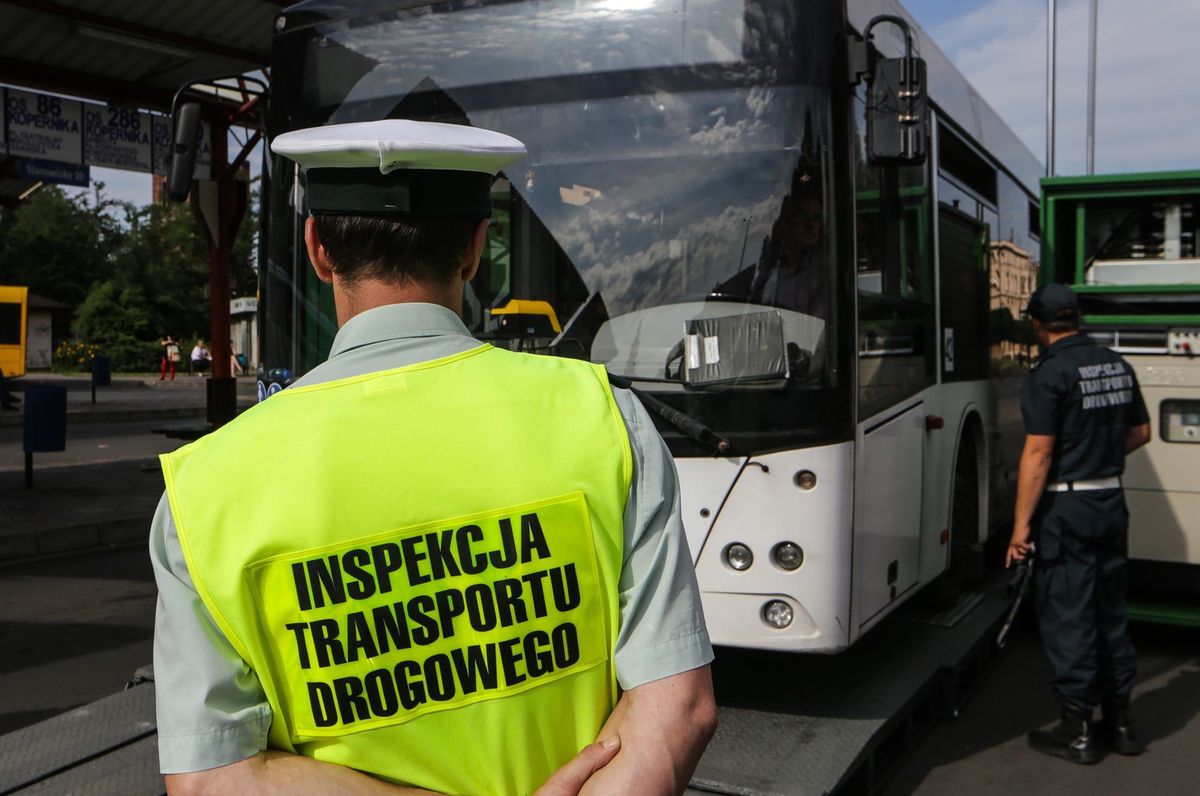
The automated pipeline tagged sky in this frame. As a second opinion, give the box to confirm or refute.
[67,0,1200,207]
[903,0,1200,175]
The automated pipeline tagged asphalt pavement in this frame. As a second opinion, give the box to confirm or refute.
[0,373,256,563]
[0,545,156,736]
[0,372,212,429]
[885,620,1200,795]
[0,420,187,473]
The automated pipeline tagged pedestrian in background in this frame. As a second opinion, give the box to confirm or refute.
[150,120,716,795]
[229,342,244,376]
[1007,283,1151,764]
[189,340,210,376]
[160,335,180,381]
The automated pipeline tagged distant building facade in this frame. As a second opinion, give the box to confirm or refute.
[26,293,71,370]
[152,174,168,205]
[989,240,1038,364]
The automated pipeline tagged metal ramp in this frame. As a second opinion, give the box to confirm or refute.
[0,678,163,796]
[687,583,1010,796]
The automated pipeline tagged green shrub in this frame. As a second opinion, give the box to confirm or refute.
[102,337,161,373]
[52,337,160,373]
[53,339,102,372]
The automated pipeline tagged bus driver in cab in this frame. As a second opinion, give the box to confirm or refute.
[713,172,828,319]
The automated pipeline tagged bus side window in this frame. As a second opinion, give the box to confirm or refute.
[0,303,22,345]
[853,91,936,420]
[0,291,28,381]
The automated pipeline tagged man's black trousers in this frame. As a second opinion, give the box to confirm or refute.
[1033,489,1137,711]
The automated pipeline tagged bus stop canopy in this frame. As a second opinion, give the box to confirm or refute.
[0,0,287,204]
[0,0,285,109]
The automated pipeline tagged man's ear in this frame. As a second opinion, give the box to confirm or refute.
[304,217,335,284]
[460,218,490,284]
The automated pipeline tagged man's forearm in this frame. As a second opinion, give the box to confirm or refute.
[1013,436,1055,534]
[1125,423,1151,455]
[578,665,718,795]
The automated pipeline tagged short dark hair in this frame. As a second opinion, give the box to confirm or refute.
[311,214,480,286]
[1041,308,1080,333]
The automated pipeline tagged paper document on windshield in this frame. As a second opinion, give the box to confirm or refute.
[686,334,701,370]
[682,311,787,387]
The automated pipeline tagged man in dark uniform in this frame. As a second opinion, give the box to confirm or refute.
[1007,283,1151,764]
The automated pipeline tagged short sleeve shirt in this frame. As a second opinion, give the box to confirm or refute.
[1020,333,1150,482]
[150,302,713,774]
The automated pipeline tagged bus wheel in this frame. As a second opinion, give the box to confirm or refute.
[931,432,980,609]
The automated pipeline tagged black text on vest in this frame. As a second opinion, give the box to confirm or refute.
[290,512,552,611]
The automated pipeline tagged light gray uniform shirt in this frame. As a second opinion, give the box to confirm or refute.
[150,302,714,774]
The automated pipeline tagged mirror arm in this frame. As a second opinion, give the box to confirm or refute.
[862,15,919,121]
[846,33,871,86]
[864,15,916,61]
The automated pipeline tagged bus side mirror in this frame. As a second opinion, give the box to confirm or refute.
[867,55,928,165]
[167,102,203,202]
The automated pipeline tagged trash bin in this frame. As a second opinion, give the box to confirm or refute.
[23,386,67,453]
[91,356,111,387]
[91,356,111,404]
[23,385,66,488]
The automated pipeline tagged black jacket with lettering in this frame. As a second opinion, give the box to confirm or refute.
[1021,333,1150,483]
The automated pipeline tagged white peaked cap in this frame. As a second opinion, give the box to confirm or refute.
[271,119,527,175]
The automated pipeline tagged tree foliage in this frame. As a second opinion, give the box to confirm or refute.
[0,186,123,307]
[0,181,258,372]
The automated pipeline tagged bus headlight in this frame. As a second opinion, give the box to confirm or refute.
[762,600,794,629]
[724,543,753,571]
[772,542,804,571]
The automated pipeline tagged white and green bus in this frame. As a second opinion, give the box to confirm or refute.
[257,0,1042,651]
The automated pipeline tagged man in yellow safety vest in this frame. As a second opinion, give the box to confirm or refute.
[149,120,717,795]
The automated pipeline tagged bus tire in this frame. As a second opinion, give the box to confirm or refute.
[931,430,981,609]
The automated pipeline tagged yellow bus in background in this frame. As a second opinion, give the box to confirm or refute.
[0,285,29,379]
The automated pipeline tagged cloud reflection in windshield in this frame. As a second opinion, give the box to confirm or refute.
[300,0,832,318]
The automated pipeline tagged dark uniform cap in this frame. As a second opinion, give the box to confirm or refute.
[270,120,527,219]
[1025,283,1080,323]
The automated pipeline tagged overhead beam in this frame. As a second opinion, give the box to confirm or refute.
[0,56,174,110]
[0,0,268,65]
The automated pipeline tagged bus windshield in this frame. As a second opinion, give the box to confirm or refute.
[268,0,849,450]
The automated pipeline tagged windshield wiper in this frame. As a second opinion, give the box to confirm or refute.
[607,373,733,455]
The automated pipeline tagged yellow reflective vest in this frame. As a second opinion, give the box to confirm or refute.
[161,344,632,795]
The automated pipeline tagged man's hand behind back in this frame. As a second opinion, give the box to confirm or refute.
[536,738,622,796]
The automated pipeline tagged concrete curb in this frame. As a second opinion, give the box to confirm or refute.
[12,376,257,392]
[0,515,151,564]
[11,375,220,391]
[0,406,243,428]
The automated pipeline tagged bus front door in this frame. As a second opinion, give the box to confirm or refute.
[854,401,924,627]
